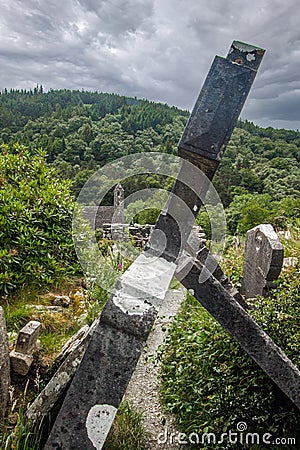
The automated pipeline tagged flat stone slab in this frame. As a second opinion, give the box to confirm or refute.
[241,224,284,299]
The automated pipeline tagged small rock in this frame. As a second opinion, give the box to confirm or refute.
[283,257,298,268]
[8,411,18,425]
[53,295,71,308]
[10,320,41,376]
[10,351,33,376]
[28,305,64,312]
[15,321,41,355]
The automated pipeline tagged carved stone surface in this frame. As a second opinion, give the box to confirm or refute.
[0,306,10,419]
[10,351,33,376]
[178,41,265,163]
[241,224,284,299]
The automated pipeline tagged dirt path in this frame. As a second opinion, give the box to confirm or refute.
[124,286,186,449]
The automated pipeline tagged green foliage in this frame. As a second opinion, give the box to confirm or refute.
[214,126,300,212]
[132,208,160,225]
[0,410,43,450]
[85,284,109,325]
[0,89,188,195]
[0,143,80,296]
[268,198,300,229]
[3,301,33,332]
[104,402,148,450]
[159,240,300,449]
[226,193,300,235]
[196,203,226,241]
[124,189,168,225]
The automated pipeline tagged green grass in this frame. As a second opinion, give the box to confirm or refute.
[0,408,46,450]
[0,402,147,450]
[104,402,148,450]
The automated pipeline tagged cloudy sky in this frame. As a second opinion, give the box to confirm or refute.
[0,0,299,129]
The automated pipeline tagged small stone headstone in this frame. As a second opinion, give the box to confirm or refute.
[10,320,41,376]
[0,306,10,418]
[241,224,284,299]
[15,320,41,355]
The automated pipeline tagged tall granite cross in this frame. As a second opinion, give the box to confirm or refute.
[45,42,300,450]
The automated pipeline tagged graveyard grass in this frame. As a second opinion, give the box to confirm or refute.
[104,401,148,450]
[0,401,147,450]
[159,225,300,450]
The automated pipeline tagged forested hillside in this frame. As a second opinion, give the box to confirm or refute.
[0,87,299,233]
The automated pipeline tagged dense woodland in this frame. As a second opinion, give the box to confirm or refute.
[0,87,300,295]
[0,87,299,235]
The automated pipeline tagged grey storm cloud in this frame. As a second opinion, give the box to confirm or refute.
[0,0,300,129]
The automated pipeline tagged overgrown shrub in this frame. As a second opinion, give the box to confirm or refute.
[0,143,80,295]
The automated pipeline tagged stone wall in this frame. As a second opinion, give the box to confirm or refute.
[101,224,206,249]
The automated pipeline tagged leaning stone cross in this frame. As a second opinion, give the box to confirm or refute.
[46,41,299,449]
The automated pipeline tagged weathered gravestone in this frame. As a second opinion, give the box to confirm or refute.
[45,41,268,450]
[241,224,284,299]
[10,320,41,376]
[0,306,10,419]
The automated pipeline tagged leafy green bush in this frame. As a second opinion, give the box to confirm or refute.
[226,193,272,235]
[225,193,300,236]
[160,246,300,449]
[0,143,80,295]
